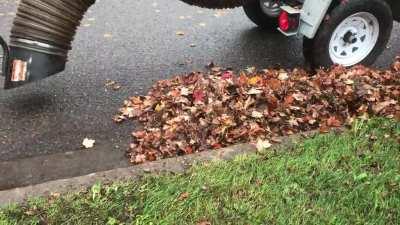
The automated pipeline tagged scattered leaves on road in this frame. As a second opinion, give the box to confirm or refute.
[105,79,121,91]
[103,33,113,39]
[115,57,400,164]
[82,138,96,149]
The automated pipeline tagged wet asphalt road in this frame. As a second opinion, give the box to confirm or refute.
[0,0,400,162]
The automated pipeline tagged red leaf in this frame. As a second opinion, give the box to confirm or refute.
[237,73,248,86]
[212,143,222,149]
[146,151,157,161]
[222,71,233,80]
[193,89,205,103]
[284,95,295,106]
[183,146,194,154]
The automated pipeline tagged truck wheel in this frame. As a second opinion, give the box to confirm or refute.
[243,0,280,30]
[303,0,393,68]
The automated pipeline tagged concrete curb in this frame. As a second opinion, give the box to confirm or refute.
[0,144,257,206]
[0,129,327,206]
[0,147,130,191]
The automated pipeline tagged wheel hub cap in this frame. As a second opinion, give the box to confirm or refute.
[328,12,380,66]
[260,0,281,17]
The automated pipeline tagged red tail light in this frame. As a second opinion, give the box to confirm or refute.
[279,11,290,31]
[279,11,299,32]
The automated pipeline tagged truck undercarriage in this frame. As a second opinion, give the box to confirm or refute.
[0,0,399,89]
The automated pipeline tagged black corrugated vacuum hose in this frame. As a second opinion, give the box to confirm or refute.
[4,0,251,89]
[5,0,95,89]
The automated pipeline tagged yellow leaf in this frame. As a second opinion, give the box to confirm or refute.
[248,76,261,85]
[155,103,164,112]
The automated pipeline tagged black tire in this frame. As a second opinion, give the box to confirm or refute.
[303,0,393,68]
[243,0,279,30]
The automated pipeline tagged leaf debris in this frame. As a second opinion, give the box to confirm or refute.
[82,138,96,149]
[115,58,400,164]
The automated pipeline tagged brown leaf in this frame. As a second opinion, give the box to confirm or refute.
[178,192,189,201]
[197,221,211,225]
[327,116,342,127]
[284,95,295,106]
[372,100,397,114]
[267,79,281,91]
[134,154,146,164]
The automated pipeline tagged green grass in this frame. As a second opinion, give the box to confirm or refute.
[1,118,400,225]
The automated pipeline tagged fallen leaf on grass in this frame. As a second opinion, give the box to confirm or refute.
[256,139,272,154]
[178,192,189,201]
[197,221,211,225]
[327,116,342,127]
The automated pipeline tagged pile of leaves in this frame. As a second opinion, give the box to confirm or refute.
[114,59,400,164]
